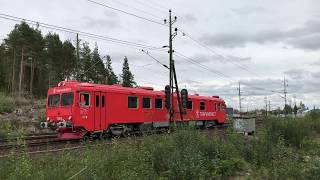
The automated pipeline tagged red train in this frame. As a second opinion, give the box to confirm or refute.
[45,80,227,139]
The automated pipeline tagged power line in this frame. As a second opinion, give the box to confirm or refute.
[86,0,284,94]
[141,49,169,69]
[0,13,160,49]
[107,0,163,20]
[87,0,166,26]
[175,51,283,95]
[86,0,279,94]
[180,31,263,77]
[174,51,235,82]
[132,0,168,14]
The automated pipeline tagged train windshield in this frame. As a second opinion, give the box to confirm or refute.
[48,94,60,107]
[61,92,74,106]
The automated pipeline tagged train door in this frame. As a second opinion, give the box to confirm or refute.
[94,92,102,130]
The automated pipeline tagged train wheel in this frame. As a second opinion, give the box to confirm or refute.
[82,135,90,142]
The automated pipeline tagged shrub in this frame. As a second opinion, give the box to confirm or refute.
[0,93,15,113]
[265,117,312,148]
[0,119,10,139]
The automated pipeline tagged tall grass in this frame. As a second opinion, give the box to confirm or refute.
[264,115,320,148]
[0,93,15,113]
[0,116,320,179]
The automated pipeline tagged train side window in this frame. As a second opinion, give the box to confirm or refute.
[143,97,151,109]
[61,92,73,106]
[213,103,216,111]
[128,96,138,109]
[101,96,105,107]
[200,102,205,110]
[80,93,90,107]
[187,100,193,110]
[96,95,99,107]
[215,103,218,111]
[155,98,162,109]
[48,94,60,107]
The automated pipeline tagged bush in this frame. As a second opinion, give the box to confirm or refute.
[0,93,15,113]
[265,117,312,148]
[1,121,320,179]
[0,119,11,139]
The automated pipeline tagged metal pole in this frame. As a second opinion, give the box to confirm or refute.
[238,82,241,115]
[76,33,80,80]
[168,9,174,122]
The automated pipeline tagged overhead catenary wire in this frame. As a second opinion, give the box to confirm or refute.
[174,51,236,83]
[179,31,262,77]
[121,2,270,79]
[132,0,168,14]
[107,0,164,20]
[87,0,167,27]
[0,13,160,49]
[84,0,285,95]
[141,49,169,69]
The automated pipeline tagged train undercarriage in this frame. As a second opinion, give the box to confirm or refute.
[47,120,222,140]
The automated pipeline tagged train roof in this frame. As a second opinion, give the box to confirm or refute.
[48,80,225,102]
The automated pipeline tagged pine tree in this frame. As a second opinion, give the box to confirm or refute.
[121,56,136,87]
[45,33,63,85]
[4,22,45,96]
[91,44,107,84]
[79,42,92,82]
[61,40,76,79]
[105,55,118,85]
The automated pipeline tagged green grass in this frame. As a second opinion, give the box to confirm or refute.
[0,116,320,180]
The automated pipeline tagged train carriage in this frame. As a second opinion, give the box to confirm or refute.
[45,80,226,139]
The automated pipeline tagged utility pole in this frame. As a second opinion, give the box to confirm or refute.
[283,76,288,116]
[76,33,80,80]
[268,100,271,113]
[238,82,242,115]
[165,10,183,122]
[265,97,268,117]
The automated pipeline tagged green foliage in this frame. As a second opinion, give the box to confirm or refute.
[90,44,107,83]
[283,104,292,115]
[1,116,320,179]
[121,56,136,87]
[0,22,125,97]
[105,55,119,85]
[265,117,312,148]
[0,119,11,139]
[0,93,15,113]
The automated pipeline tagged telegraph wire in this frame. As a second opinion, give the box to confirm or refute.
[176,51,283,94]
[0,13,160,49]
[107,0,163,20]
[174,51,236,82]
[132,0,168,14]
[179,31,262,76]
[87,0,167,27]
[85,0,284,94]
[141,49,169,69]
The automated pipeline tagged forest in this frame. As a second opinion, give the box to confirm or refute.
[0,22,136,97]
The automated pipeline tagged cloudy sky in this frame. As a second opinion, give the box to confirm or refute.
[1,0,319,110]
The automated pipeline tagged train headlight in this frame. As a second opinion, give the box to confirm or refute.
[46,117,50,121]
[68,116,72,120]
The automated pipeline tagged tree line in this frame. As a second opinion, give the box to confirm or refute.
[0,22,136,97]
